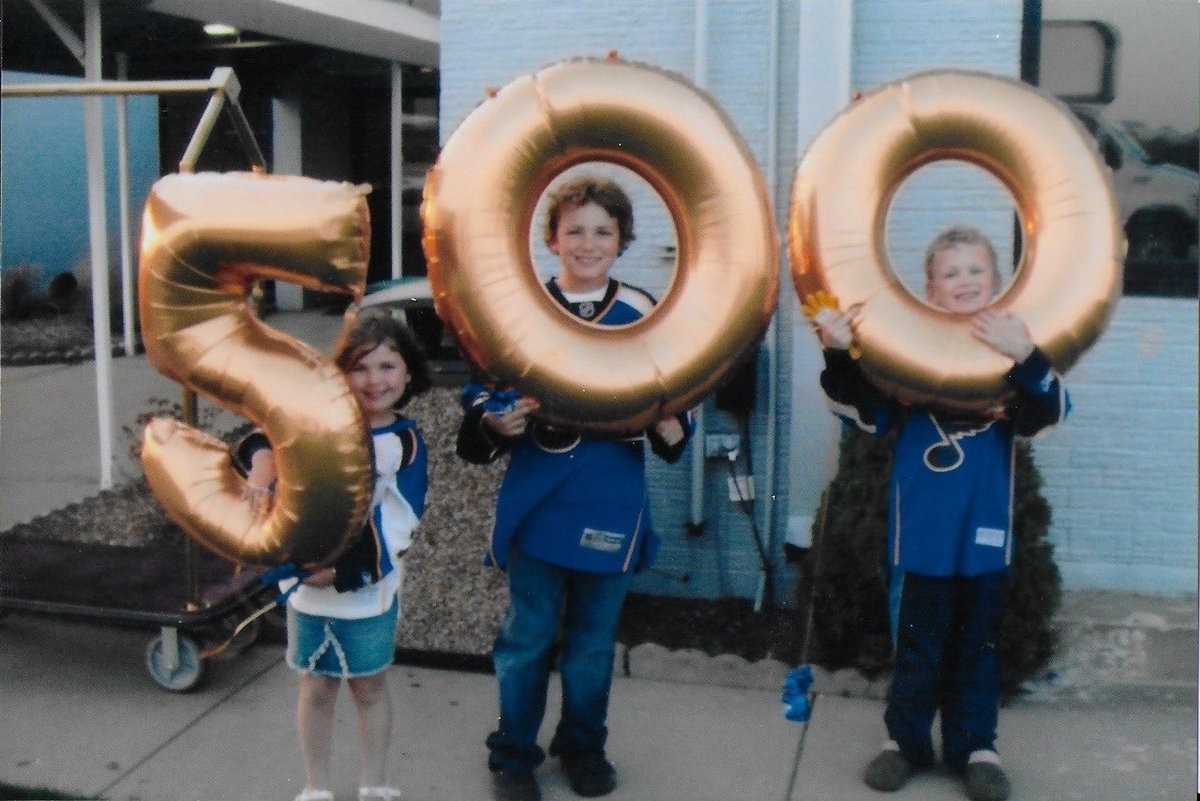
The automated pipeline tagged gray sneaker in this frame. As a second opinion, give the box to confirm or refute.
[964,754,1011,801]
[863,743,912,792]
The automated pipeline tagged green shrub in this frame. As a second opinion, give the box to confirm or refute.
[2,262,44,320]
[800,427,1062,699]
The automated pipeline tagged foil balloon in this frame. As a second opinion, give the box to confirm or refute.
[422,54,778,434]
[789,69,1124,411]
[139,172,373,567]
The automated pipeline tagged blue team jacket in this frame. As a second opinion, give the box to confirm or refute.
[455,278,693,574]
[820,348,1070,577]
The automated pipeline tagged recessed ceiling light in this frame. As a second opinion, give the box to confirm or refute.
[203,22,239,37]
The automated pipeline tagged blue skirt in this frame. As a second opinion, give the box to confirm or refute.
[286,597,398,678]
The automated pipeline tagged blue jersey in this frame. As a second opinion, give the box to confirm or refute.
[820,348,1069,577]
[456,278,693,574]
[235,417,426,591]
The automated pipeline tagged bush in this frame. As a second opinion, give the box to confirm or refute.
[800,427,1062,699]
[2,262,44,320]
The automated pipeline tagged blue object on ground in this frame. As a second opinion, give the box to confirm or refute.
[781,665,814,722]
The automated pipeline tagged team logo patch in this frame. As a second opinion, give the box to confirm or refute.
[577,300,596,319]
[580,528,625,552]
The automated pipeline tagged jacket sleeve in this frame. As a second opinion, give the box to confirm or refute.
[1006,347,1071,438]
[819,349,896,436]
[455,382,521,465]
[647,409,696,464]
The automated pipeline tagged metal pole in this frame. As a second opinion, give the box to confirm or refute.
[83,0,114,489]
[391,63,404,280]
[755,0,783,613]
[182,389,201,609]
[688,0,709,552]
[116,53,136,356]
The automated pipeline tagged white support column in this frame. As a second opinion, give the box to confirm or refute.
[83,0,115,488]
[115,53,135,356]
[390,63,404,281]
[271,94,305,310]
[787,0,854,548]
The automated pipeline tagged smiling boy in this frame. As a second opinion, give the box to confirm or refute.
[815,224,1070,801]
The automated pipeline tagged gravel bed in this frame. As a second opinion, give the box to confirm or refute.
[1,318,799,666]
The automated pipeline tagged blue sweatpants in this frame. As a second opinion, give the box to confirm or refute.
[885,570,1006,772]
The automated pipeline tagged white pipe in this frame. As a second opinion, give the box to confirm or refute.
[794,1,855,534]
[688,0,708,530]
[116,53,135,356]
[754,0,783,613]
[25,0,85,64]
[391,63,404,281]
[83,0,114,489]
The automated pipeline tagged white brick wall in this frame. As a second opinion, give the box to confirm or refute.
[1032,297,1198,592]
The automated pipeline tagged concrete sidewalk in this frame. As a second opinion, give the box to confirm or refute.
[0,611,1194,801]
[1,310,1196,800]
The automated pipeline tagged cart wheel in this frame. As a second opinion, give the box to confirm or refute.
[145,630,206,692]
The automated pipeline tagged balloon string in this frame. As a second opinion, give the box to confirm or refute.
[199,596,279,659]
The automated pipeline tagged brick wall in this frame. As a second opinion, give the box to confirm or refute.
[440,0,1195,598]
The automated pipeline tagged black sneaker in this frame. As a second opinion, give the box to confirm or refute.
[560,750,617,797]
[490,769,541,801]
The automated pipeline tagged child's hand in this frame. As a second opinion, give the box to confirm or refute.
[971,310,1035,362]
[242,448,277,515]
[301,566,337,588]
[814,304,862,351]
[653,415,686,447]
[483,396,541,438]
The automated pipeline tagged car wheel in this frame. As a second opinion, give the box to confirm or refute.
[1127,218,1190,261]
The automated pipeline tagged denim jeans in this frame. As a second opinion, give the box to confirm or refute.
[486,547,634,774]
[885,570,1006,772]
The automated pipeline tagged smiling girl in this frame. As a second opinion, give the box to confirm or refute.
[242,308,431,801]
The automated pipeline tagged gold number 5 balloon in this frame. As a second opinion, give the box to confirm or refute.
[138,172,374,567]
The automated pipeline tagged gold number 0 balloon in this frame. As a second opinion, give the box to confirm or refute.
[790,70,1124,410]
[138,172,374,567]
[422,55,778,434]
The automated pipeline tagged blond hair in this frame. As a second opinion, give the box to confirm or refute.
[923,225,1001,286]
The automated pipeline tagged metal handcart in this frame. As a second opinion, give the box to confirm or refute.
[0,532,276,691]
[1,66,279,691]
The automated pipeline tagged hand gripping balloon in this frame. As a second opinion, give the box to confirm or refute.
[139,172,374,567]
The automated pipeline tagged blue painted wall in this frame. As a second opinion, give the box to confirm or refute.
[2,70,160,287]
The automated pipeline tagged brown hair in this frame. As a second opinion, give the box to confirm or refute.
[923,224,1001,286]
[543,175,636,254]
[334,308,431,409]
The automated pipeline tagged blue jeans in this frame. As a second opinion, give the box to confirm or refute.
[486,548,634,774]
[885,571,1006,772]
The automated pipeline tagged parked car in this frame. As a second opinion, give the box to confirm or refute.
[1070,105,1199,261]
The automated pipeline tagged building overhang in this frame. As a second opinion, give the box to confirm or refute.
[147,0,439,67]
